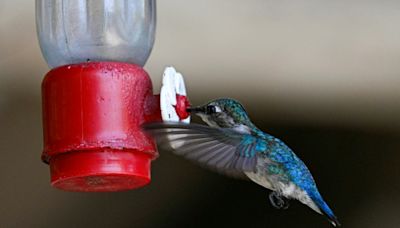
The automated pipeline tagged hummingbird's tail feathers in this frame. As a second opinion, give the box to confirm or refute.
[310,193,341,227]
[324,212,341,227]
[319,203,341,227]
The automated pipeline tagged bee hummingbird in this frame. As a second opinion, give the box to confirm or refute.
[144,98,340,226]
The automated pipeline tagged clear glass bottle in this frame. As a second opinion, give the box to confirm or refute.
[36,0,156,68]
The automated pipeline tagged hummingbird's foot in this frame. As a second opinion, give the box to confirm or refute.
[269,192,290,210]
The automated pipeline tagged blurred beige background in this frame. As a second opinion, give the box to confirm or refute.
[1,0,400,227]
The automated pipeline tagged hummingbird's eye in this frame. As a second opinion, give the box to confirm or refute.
[206,105,217,114]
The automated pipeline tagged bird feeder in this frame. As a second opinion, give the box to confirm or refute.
[36,0,190,192]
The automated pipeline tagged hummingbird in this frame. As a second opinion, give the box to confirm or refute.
[143,98,340,226]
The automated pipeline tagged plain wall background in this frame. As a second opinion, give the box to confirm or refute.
[1,0,400,227]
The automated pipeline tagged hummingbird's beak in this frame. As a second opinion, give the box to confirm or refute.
[186,106,204,113]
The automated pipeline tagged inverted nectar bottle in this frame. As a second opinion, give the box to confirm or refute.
[36,0,156,68]
[36,0,160,192]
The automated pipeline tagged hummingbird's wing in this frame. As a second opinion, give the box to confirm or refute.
[143,122,261,178]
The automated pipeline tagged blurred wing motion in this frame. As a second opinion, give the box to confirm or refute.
[143,122,260,178]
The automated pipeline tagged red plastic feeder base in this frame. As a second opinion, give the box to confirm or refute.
[50,150,151,192]
[41,62,160,192]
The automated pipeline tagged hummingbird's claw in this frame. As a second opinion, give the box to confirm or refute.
[269,191,290,210]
